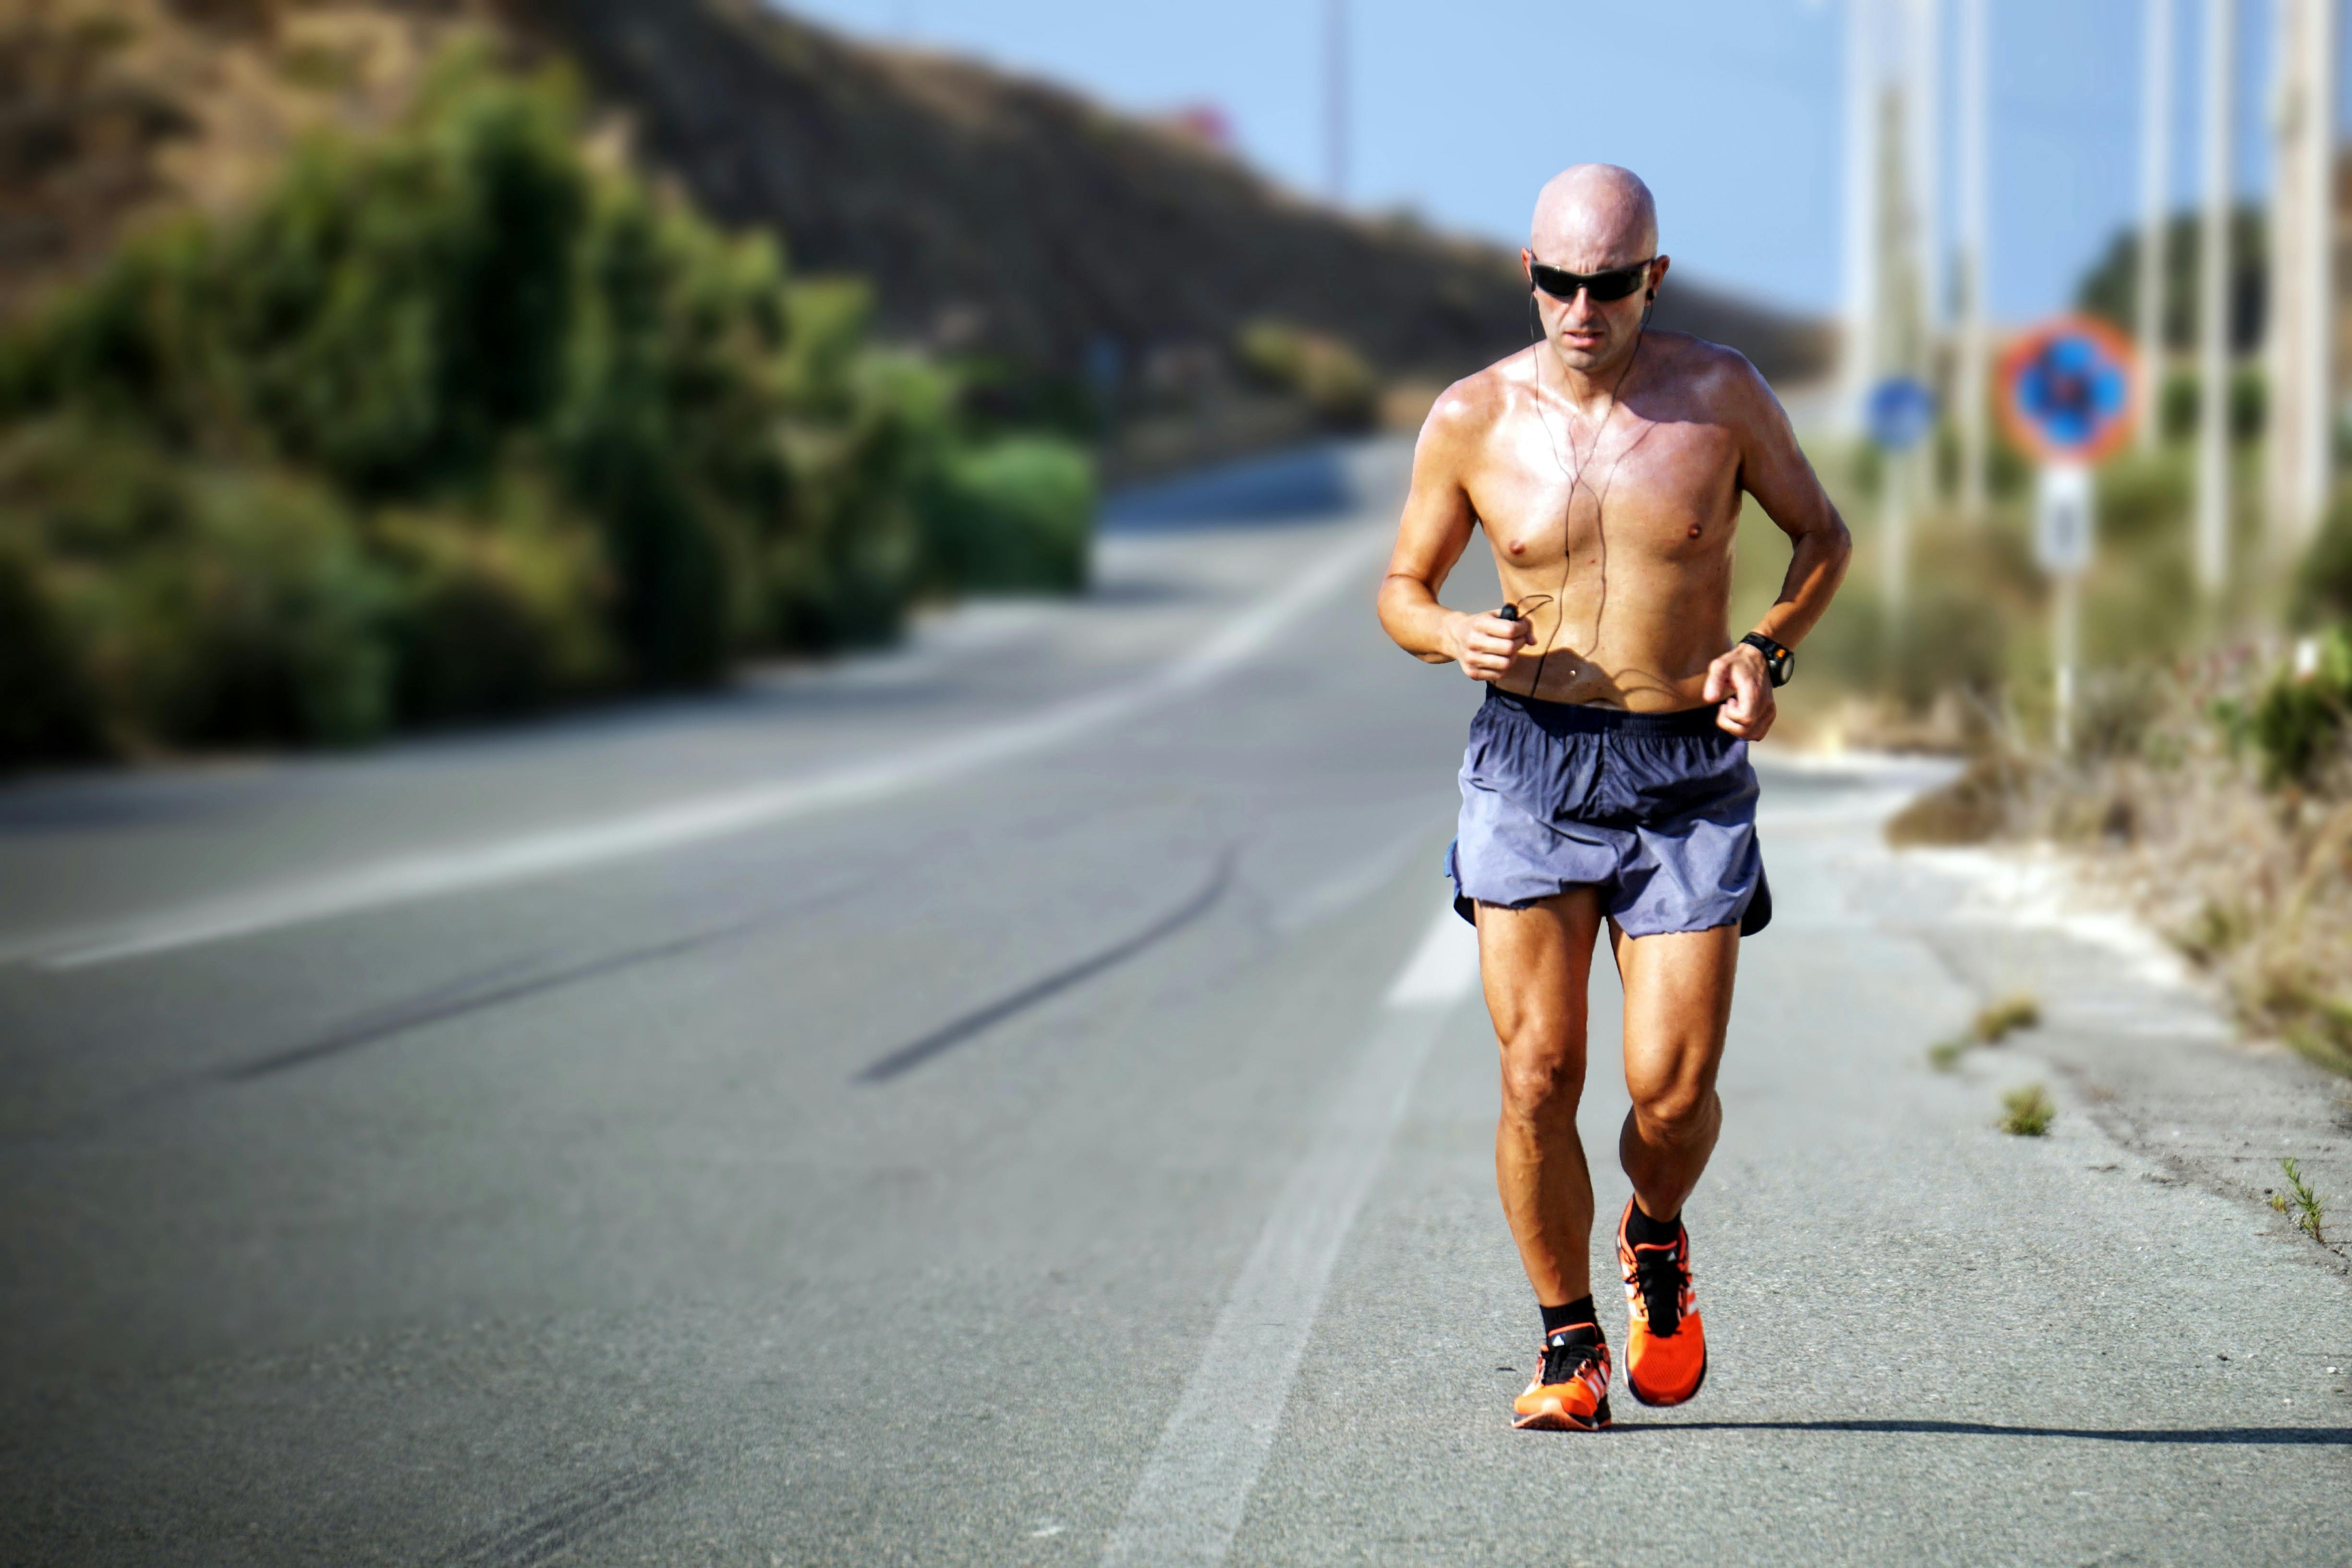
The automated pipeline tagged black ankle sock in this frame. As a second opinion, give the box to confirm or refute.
[1625,1203,1682,1248]
[1539,1295,1600,1338]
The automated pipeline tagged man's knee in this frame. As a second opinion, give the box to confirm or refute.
[1499,1035,1585,1125]
[1626,1071,1716,1136]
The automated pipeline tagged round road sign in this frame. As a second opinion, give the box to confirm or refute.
[1998,316,2140,464]
[1866,376,1938,452]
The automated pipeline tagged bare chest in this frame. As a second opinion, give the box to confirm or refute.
[1466,413,1741,572]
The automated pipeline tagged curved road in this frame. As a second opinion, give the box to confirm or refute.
[1,440,2347,1565]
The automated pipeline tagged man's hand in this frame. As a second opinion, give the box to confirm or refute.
[1703,642,1776,740]
[1447,610,1532,683]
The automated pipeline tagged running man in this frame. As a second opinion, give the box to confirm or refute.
[1376,165,1851,1430]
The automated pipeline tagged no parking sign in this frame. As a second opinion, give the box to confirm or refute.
[1999,316,2137,751]
[1998,316,2140,466]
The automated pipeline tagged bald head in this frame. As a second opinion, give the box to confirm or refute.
[1529,164,1658,269]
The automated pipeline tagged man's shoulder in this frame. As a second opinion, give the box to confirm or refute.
[1420,350,1535,444]
[1644,330,1765,392]
[1641,331,1774,420]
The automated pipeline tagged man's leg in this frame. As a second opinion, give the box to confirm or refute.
[1608,922,1738,1216]
[1476,889,1606,1307]
[1604,920,1738,1406]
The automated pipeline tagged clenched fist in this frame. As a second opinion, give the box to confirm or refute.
[1447,609,1532,683]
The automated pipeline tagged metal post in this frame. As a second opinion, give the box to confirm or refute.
[2136,0,2174,451]
[1956,0,1989,518]
[1843,0,1883,436]
[2053,573,2079,754]
[2269,0,2310,560]
[2193,0,2234,595]
[1884,450,1913,628]
[2261,0,2341,555]
[2303,0,2340,533]
[2035,461,2095,753]
[1906,0,1943,350]
[2289,0,2340,539]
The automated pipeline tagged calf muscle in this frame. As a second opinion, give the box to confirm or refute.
[1479,898,1739,1304]
[1479,892,1603,1306]
[1613,923,1738,1220]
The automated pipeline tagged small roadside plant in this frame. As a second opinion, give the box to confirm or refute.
[2268,1158,2327,1243]
[1974,994,2042,1043]
[1928,992,2042,1071]
[1998,1083,2055,1137]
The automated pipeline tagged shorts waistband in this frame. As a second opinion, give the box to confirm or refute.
[1481,684,1728,738]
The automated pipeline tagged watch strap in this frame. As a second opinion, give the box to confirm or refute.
[1739,632,1793,687]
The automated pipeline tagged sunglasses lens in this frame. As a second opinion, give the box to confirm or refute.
[1585,268,1645,302]
[1531,265,1577,300]
[1530,263,1647,303]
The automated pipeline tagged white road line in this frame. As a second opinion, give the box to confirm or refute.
[1102,902,1479,1568]
[25,526,1392,971]
[1383,898,1480,1006]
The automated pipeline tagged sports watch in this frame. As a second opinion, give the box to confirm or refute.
[1739,632,1794,687]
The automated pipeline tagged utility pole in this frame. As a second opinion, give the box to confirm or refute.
[1843,0,1882,436]
[2301,0,2339,533]
[2267,0,2341,554]
[1905,0,1944,352]
[1955,0,1989,520]
[2136,0,2174,451]
[2193,0,2234,596]
[1880,87,1923,627]
[1324,0,1349,205]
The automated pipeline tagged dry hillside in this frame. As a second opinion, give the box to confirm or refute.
[0,0,1833,387]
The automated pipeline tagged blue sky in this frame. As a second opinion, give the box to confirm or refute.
[779,1,2339,323]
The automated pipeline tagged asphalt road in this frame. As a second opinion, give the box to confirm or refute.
[2,439,2347,1566]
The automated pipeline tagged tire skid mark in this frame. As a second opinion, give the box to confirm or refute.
[430,1462,674,1568]
[855,850,1235,1084]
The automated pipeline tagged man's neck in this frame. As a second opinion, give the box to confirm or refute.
[1536,336,1641,416]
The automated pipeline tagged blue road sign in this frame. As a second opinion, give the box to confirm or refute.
[1998,316,2139,463]
[1866,377,1938,452]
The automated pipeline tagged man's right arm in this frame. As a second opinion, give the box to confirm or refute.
[1375,388,1531,680]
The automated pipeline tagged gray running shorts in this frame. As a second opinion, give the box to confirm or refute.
[1445,686,1771,937]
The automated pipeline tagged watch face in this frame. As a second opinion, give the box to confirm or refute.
[1743,635,1791,686]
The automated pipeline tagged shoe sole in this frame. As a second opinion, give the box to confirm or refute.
[1625,1349,1707,1409]
[1512,1394,1612,1432]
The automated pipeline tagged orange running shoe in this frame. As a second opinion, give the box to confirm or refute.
[1617,1200,1707,1407]
[1511,1327,1612,1431]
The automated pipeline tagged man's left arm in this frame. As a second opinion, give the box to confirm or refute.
[1702,358,1853,740]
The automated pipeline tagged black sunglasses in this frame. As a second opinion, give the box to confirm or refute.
[1529,256,1655,303]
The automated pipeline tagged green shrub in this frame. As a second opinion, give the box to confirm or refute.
[765,292,949,648]
[2231,365,2266,441]
[2095,447,2191,545]
[1888,584,2009,709]
[2295,482,2352,626]
[2230,628,2352,789]
[0,43,1089,762]
[1236,318,1378,430]
[374,473,618,722]
[922,436,1095,594]
[2148,365,2265,445]
[0,542,100,766]
[2159,368,2198,443]
[67,466,398,748]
